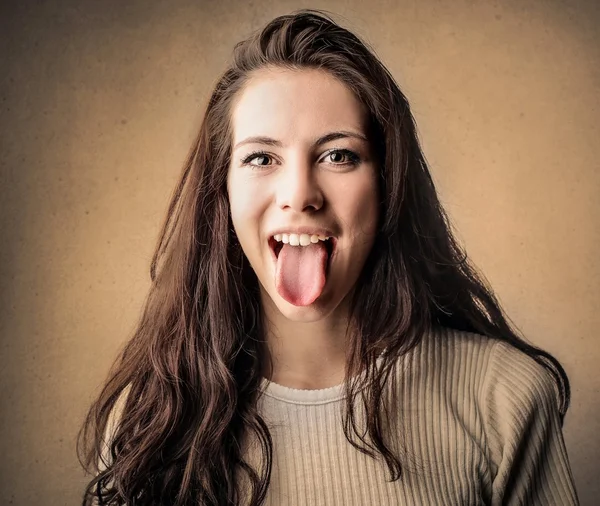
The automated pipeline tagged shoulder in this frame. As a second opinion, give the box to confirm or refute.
[401,326,561,421]
[409,326,557,390]
[420,324,499,357]
[480,338,562,443]
[383,328,578,503]
[485,338,559,402]
[402,325,500,381]
[416,327,564,456]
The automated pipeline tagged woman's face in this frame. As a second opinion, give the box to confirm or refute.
[227,67,379,322]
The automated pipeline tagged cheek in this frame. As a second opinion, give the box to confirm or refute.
[228,176,250,218]
[345,178,379,237]
[227,177,265,244]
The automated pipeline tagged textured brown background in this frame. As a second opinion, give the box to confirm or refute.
[1,0,598,504]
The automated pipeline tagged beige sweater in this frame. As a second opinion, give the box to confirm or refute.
[241,326,579,505]
[100,327,579,505]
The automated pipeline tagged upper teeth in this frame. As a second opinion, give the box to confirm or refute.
[273,233,330,246]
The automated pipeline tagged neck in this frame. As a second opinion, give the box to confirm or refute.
[259,294,353,390]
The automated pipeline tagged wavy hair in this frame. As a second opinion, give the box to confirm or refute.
[77,9,570,506]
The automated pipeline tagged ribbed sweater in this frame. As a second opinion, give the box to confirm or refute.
[239,326,579,505]
[99,327,578,505]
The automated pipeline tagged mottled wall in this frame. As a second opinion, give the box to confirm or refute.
[1,0,598,504]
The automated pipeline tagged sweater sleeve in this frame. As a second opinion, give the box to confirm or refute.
[483,340,579,506]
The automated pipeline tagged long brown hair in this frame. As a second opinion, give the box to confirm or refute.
[77,9,570,506]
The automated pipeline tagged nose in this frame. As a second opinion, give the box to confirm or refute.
[275,155,324,212]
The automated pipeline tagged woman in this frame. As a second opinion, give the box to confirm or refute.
[78,9,579,506]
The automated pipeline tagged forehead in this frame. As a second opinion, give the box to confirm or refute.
[230,67,369,146]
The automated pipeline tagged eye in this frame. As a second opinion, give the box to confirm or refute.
[240,149,361,168]
[323,149,361,166]
[240,151,274,168]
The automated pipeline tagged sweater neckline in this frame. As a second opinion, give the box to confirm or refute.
[259,350,387,405]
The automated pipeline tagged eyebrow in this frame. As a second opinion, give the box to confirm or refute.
[233,130,369,151]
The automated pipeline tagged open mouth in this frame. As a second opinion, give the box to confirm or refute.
[268,236,336,272]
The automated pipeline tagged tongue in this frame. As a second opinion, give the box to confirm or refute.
[275,242,328,306]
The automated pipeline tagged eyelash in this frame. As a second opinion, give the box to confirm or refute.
[240,148,361,169]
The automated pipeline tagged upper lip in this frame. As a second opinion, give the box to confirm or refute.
[267,226,336,238]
